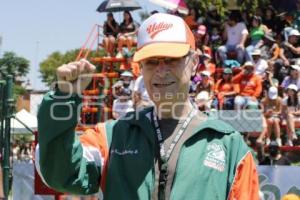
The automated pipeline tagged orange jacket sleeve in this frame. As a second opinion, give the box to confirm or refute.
[79,123,110,191]
[228,152,260,200]
[233,83,240,94]
[254,76,262,98]
[232,72,243,84]
[214,80,222,93]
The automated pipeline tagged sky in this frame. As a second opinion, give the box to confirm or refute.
[0,0,163,90]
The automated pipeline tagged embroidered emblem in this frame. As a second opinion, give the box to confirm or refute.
[203,143,226,172]
[146,22,173,39]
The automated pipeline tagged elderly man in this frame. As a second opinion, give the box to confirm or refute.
[36,13,259,200]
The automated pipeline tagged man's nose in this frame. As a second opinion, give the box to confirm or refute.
[156,61,170,78]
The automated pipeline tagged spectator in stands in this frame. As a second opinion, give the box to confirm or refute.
[279,29,300,66]
[112,87,134,119]
[194,25,210,55]
[252,49,269,78]
[245,16,269,61]
[205,5,222,34]
[274,29,300,83]
[133,75,153,111]
[113,71,134,97]
[262,5,277,32]
[197,53,216,75]
[261,87,282,146]
[103,12,119,57]
[117,11,138,58]
[214,68,239,110]
[259,141,291,165]
[292,0,300,30]
[240,10,251,27]
[210,27,222,54]
[195,91,211,111]
[262,67,279,98]
[282,84,300,146]
[260,33,280,63]
[218,11,249,64]
[184,8,200,31]
[281,65,300,90]
[190,69,202,97]
[196,71,214,104]
[275,12,292,41]
[232,61,262,109]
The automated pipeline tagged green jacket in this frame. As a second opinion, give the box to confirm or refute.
[37,91,259,200]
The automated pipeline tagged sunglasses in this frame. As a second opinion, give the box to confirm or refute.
[143,57,185,67]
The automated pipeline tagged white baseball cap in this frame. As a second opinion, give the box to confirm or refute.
[251,49,261,56]
[200,70,210,77]
[289,29,300,37]
[121,71,133,77]
[287,84,298,91]
[196,91,209,101]
[290,65,300,71]
[268,86,278,100]
[244,61,254,67]
[133,13,195,62]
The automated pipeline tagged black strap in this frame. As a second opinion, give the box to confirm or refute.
[152,109,197,200]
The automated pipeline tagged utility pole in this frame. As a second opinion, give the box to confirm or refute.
[3,75,13,198]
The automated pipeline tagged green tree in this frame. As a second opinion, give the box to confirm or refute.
[185,0,271,17]
[185,0,227,17]
[40,49,104,86]
[0,52,30,78]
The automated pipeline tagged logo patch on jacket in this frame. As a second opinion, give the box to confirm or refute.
[203,143,226,172]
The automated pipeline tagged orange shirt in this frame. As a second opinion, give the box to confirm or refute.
[198,63,216,75]
[232,72,262,98]
[215,79,239,94]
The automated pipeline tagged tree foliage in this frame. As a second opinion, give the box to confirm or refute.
[0,52,30,79]
[39,49,104,86]
[185,0,271,17]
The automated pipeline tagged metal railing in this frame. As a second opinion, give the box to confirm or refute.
[76,24,104,61]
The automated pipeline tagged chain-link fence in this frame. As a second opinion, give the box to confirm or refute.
[210,110,263,133]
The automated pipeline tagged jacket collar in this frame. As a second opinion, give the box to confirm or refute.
[125,107,236,139]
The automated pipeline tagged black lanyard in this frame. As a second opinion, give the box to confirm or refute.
[152,108,197,200]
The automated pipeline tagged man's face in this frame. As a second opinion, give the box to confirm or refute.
[289,35,299,44]
[253,55,260,62]
[141,52,196,103]
[290,68,299,78]
[244,65,254,75]
[228,19,236,27]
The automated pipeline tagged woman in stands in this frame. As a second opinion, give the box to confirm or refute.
[184,8,200,31]
[245,15,269,61]
[260,87,282,146]
[117,11,138,58]
[282,84,300,146]
[103,12,119,57]
[214,68,239,110]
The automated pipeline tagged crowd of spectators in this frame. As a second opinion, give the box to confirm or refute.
[99,5,300,168]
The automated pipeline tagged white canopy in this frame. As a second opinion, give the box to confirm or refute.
[10,109,37,134]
